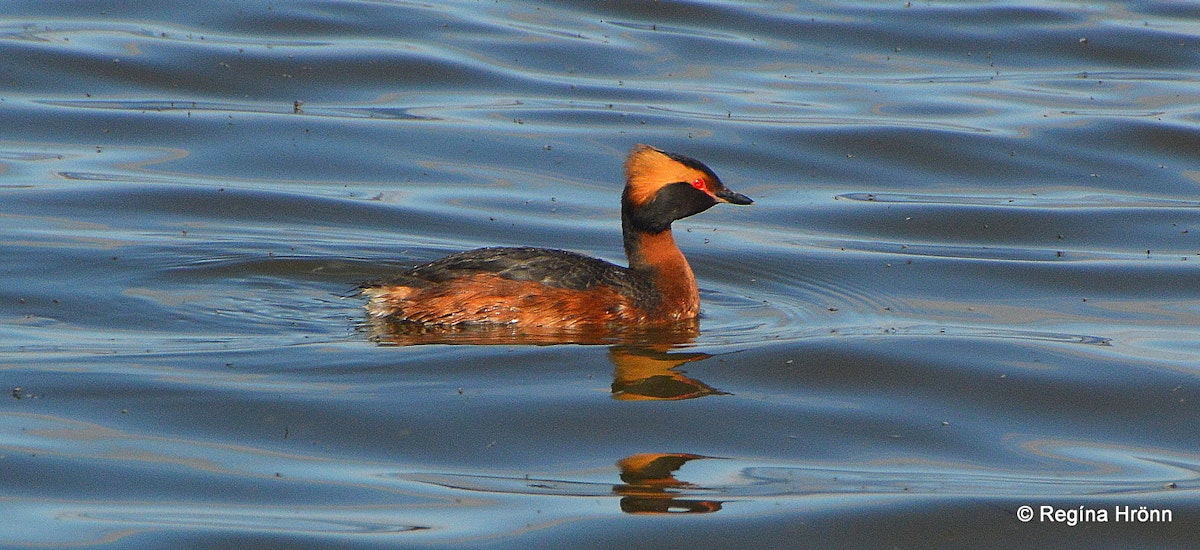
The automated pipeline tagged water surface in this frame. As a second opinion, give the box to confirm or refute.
[2,1,1199,548]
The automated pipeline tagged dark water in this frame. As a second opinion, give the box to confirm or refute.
[3,1,1199,548]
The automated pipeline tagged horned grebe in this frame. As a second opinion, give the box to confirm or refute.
[361,144,751,327]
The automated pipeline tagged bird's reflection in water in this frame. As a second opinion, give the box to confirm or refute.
[399,452,724,515]
[364,316,701,347]
[609,346,725,401]
[365,317,725,401]
[614,453,723,514]
[369,317,728,513]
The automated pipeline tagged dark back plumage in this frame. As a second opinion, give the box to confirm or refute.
[378,246,660,307]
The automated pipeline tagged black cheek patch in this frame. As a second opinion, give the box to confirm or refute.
[627,182,718,232]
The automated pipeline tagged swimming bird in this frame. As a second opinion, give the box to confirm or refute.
[361,144,751,327]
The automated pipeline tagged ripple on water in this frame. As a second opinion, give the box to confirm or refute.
[4,1,1200,548]
[397,437,1200,510]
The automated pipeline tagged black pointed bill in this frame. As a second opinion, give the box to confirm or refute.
[715,187,753,205]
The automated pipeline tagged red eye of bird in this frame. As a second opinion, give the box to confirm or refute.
[690,178,707,191]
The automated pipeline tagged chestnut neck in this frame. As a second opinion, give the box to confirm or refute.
[622,207,699,319]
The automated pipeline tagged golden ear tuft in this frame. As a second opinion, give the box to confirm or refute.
[623,144,708,206]
[624,144,668,177]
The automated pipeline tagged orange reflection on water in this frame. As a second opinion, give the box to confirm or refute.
[609,345,726,401]
[614,453,723,514]
[366,316,726,401]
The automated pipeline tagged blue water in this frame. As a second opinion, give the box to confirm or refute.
[3,2,1199,548]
